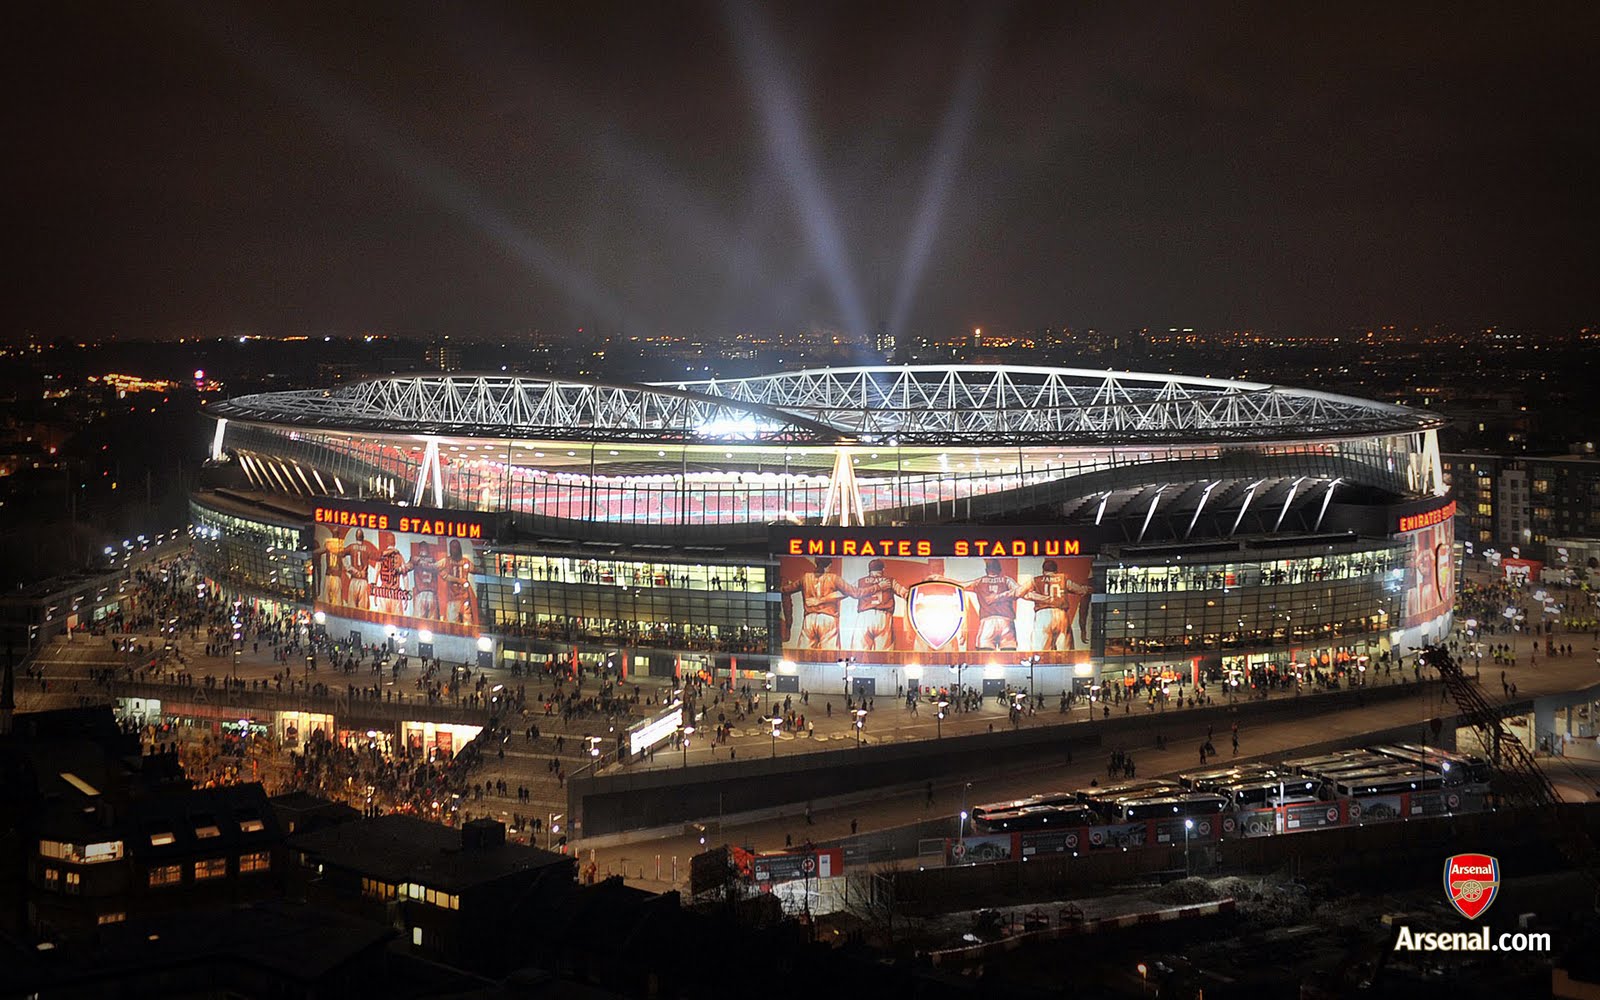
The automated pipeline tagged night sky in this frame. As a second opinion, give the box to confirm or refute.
[6,2,1596,342]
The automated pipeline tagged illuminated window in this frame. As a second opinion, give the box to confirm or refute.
[97,912,125,925]
[239,851,271,873]
[361,877,396,900]
[65,871,80,894]
[149,864,182,887]
[194,858,227,880]
[194,819,222,840]
[239,817,265,834]
[43,867,59,887]
[422,887,455,909]
[149,831,175,847]
[83,841,123,862]
[39,839,123,863]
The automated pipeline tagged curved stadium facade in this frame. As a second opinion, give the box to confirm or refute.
[191,366,1456,695]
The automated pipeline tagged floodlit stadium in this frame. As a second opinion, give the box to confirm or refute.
[192,366,1457,694]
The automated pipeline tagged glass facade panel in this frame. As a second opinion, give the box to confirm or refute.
[1098,543,1407,664]
[190,499,309,601]
[478,555,769,653]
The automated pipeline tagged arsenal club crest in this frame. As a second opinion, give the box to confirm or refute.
[907,581,965,649]
[1444,853,1499,920]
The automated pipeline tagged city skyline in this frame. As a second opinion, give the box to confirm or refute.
[5,3,1597,344]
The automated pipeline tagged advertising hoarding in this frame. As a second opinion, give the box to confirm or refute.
[311,504,489,637]
[773,527,1096,665]
[752,849,842,884]
[1400,514,1454,628]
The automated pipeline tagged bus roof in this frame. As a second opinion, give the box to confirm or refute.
[1074,779,1177,798]
[1335,769,1436,792]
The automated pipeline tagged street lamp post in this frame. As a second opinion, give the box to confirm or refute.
[958,781,972,853]
[852,708,867,747]
[936,699,949,738]
[680,725,694,769]
[766,715,783,758]
[547,812,563,850]
[1183,817,1194,876]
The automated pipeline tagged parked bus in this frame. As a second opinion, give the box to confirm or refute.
[1281,750,1383,775]
[1073,779,1177,810]
[970,790,1080,827]
[950,743,1490,865]
[974,804,1100,833]
[1217,777,1323,810]
[1332,769,1444,798]
[1370,744,1492,786]
[1177,763,1280,792]
[1114,793,1228,824]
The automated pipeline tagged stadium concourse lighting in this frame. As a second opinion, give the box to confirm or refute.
[693,416,772,439]
[766,716,784,758]
[936,700,949,738]
[852,708,867,747]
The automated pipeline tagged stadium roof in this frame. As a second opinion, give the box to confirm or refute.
[206,365,1441,446]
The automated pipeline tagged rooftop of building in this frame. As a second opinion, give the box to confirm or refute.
[290,814,573,892]
[206,365,1442,447]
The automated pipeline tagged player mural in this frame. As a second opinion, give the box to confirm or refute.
[311,505,486,637]
[775,528,1096,665]
[1401,512,1455,629]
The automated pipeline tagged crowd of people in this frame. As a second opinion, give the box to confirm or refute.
[492,616,769,654]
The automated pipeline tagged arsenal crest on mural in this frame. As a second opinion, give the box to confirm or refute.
[1444,853,1500,920]
[907,581,965,649]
